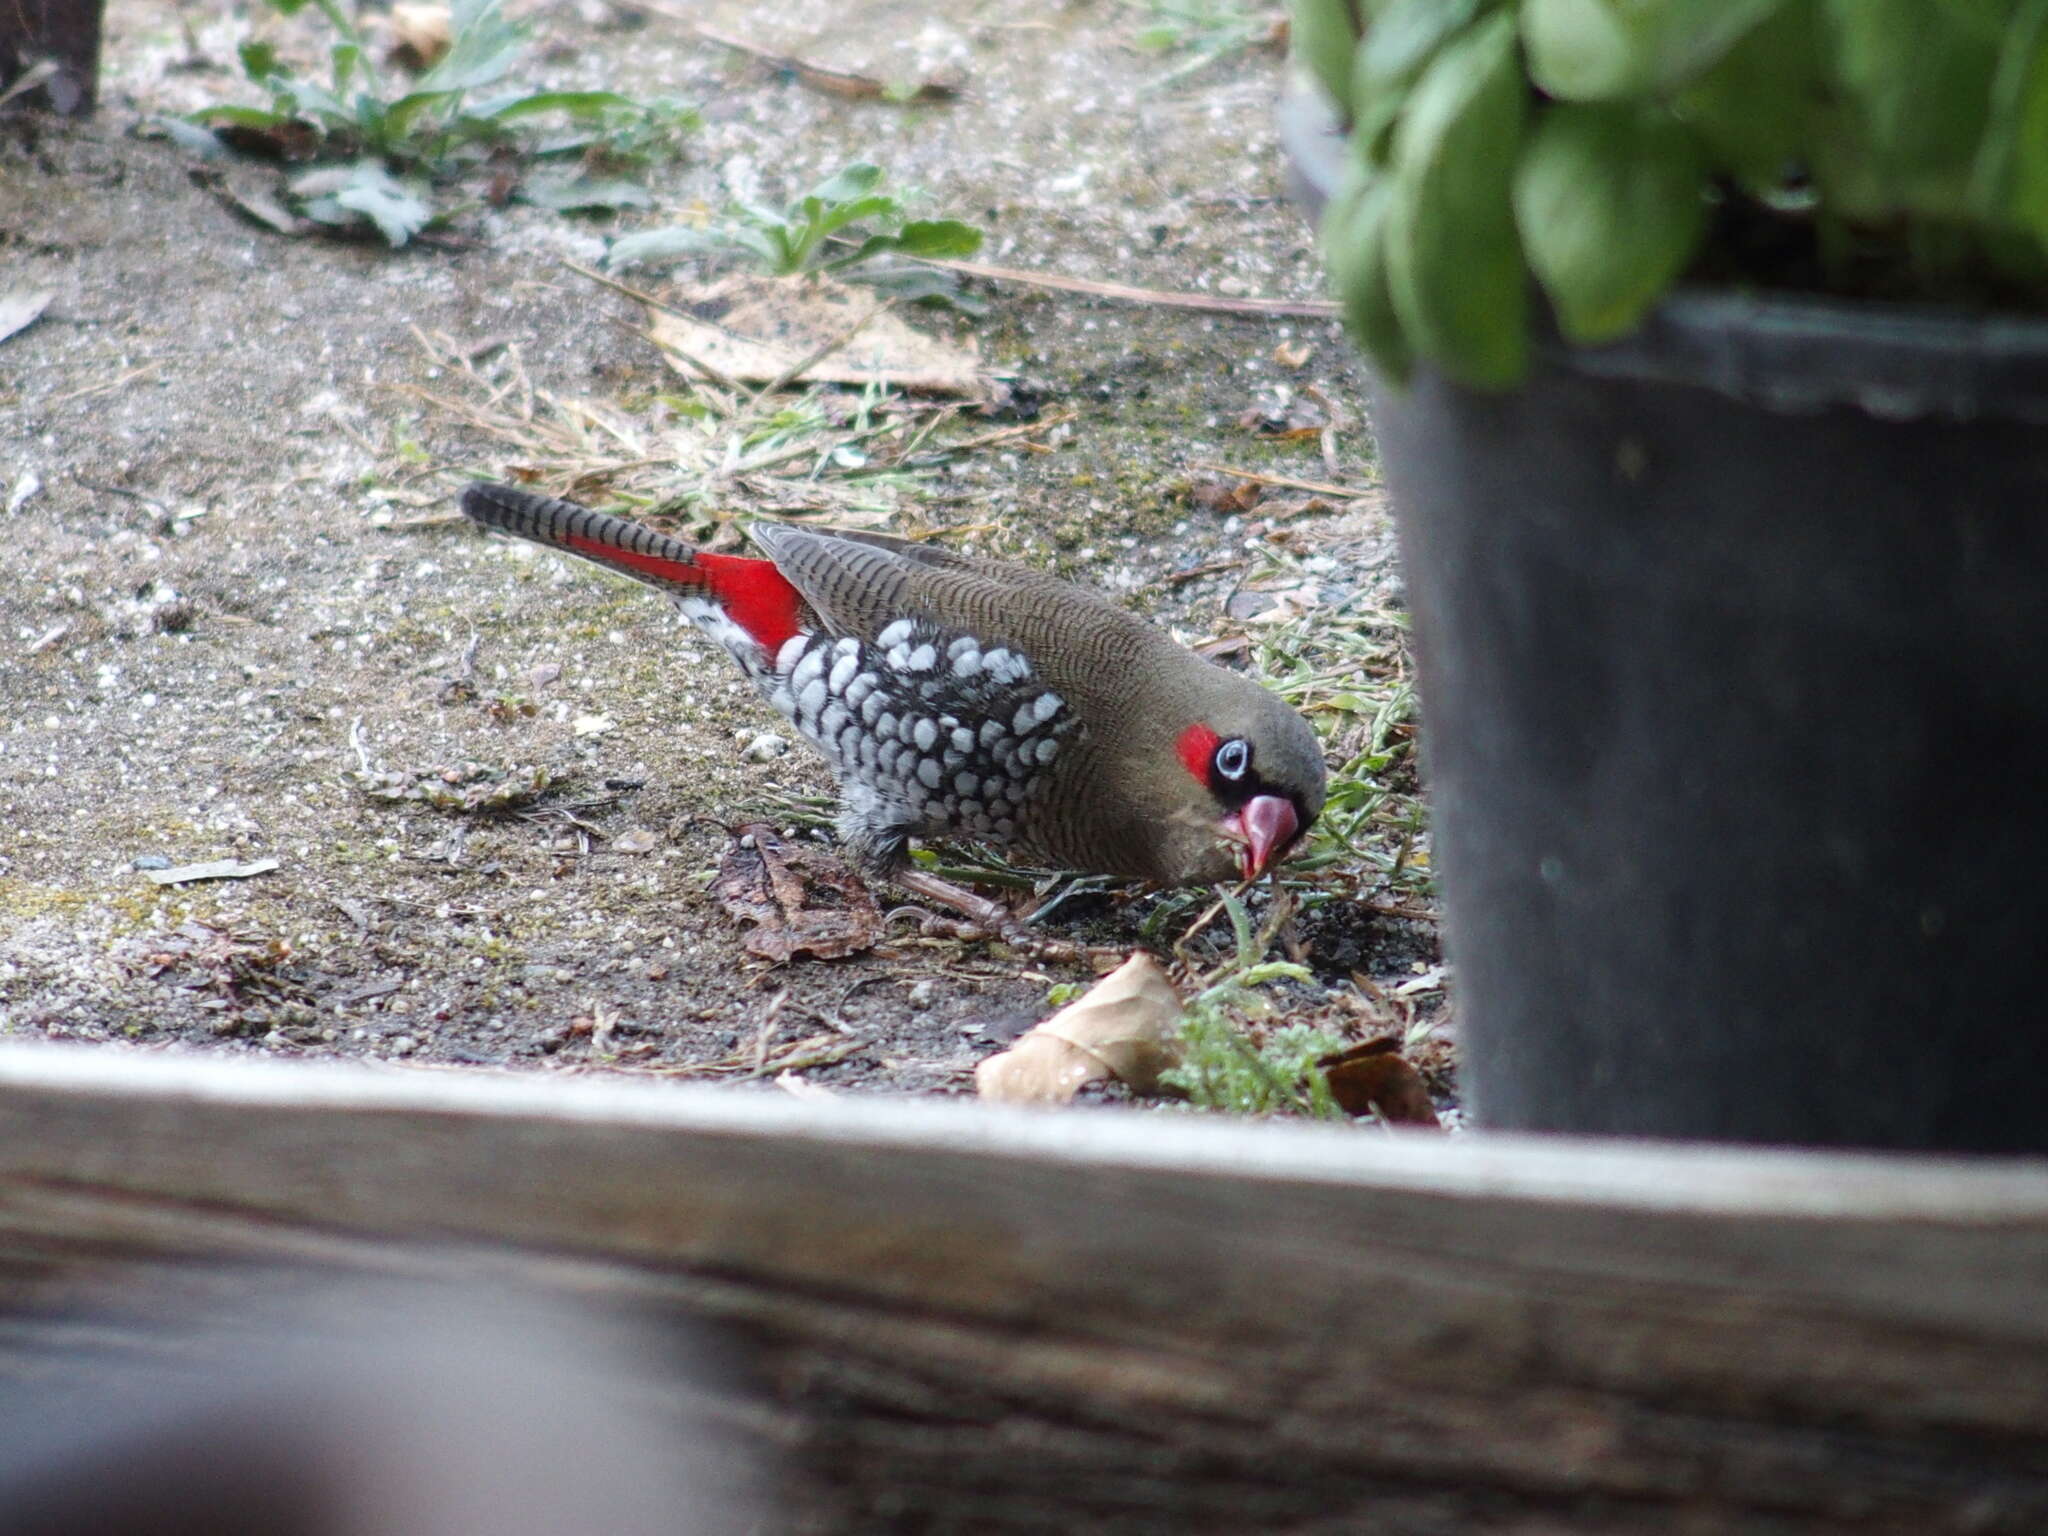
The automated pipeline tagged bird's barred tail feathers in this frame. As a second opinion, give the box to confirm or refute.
[459,482,806,653]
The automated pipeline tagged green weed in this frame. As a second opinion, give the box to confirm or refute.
[1130,0,1280,90]
[609,162,985,310]
[195,0,696,245]
[1160,889,1343,1117]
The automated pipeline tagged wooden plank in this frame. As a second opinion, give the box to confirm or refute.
[0,0,102,113]
[0,1043,2045,1532]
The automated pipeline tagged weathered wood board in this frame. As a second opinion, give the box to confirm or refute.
[0,1043,2045,1532]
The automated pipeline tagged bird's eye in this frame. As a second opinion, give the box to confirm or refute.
[1214,738,1251,781]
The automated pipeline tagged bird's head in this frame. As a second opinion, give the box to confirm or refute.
[1115,664,1326,885]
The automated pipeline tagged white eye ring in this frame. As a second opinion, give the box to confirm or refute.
[1215,738,1250,781]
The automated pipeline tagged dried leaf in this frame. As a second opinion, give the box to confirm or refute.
[1190,475,1264,514]
[386,2,452,71]
[647,273,988,396]
[141,857,281,887]
[0,290,54,347]
[1236,392,1330,439]
[710,822,884,962]
[347,761,553,812]
[1271,338,1313,368]
[975,954,1182,1104]
[1319,1037,1442,1126]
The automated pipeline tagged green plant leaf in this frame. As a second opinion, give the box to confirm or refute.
[152,115,228,156]
[483,89,641,121]
[1972,0,2048,244]
[331,40,363,93]
[381,89,458,136]
[238,40,280,83]
[417,0,523,92]
[888,218,983,258]
[803,192,900,241]
[1523,0,1787,99]
[1383,10,1529,387]
[266,0,312,14]
[191,103,292,129]
[325,160,433,246]
[1515,101,1706,342]
[1672,0,1818,185]
[804,162,885,206]
[1320,161,1412,381]
[847,263,987,313]
[605,225,731,268]
[1821,0,1999,219]
[1289,0,1361,113]
[1349,0,1481,165]
[277,74,350,126]
[1357,0,1480,90]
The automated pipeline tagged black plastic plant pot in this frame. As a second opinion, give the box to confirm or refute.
[1285,93,2048,1151]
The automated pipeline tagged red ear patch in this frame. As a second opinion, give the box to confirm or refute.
[1176,723,1222,785]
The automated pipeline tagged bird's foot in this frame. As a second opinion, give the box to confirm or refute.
[888,868,1090,961]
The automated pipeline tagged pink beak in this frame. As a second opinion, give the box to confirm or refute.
[1224,794,1300,880]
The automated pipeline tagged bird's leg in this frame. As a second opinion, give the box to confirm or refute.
[888,867,1100,962]
[891,866,1029,939]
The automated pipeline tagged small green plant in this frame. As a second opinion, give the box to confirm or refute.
[607,162,985,309]
[1159,891,1342,1116]
[1131,0,1279,89]
[197,0,696,244]
[1296,0,2048,388]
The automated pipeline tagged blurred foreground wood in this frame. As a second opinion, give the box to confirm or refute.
[0,1044,2045,1533]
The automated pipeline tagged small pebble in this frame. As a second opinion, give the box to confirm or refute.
[389,1034,418,1056]
[741,732,789,762]
[907,980,937,1010]
[130,854,171,871]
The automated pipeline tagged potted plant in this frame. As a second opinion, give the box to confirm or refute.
[1284,0,2048,1151]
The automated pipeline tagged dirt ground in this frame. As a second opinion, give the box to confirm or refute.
[0,0,1443,1101]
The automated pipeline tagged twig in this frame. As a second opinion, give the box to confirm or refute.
[70,475,170,514]
[915,257,1339,319]
[751,297,891,400]
[1361,900,1440,923]
[1189,460,1373,499]
[721,417,904,479]
[686,19,963,103]
[1166,558,1246,586]
[559,260,746,386]
[50,362,162,406]
[899,410,1078,466]
[563,261,749,393]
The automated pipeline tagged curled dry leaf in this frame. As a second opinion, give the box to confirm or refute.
[1318,1037,1442,1127]
[385,3,453,71]
[710,822,884,963]
[975,953,1181,1104]
[1189,475,1264,514]
[0,289,55,347]
[347,761,553,813]
[140,857,281,887]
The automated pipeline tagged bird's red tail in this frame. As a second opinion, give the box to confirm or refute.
[459,482,804,652]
